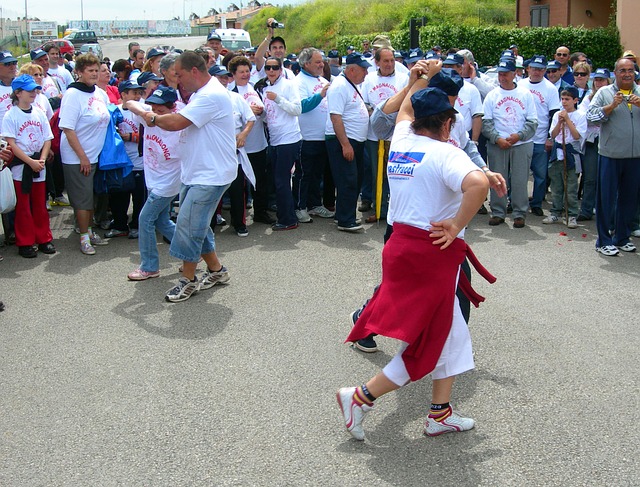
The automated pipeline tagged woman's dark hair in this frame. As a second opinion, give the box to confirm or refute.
[264,56,283,69]
[10,90,22,105]
[112,59,132,80]
[75,53,100,73]
[411,109,457,134]
[222,51,239,68]
[228,55,251,74]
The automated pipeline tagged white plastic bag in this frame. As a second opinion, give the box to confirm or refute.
[0,166,16,214]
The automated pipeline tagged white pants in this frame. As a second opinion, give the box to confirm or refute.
[382,295,475,385]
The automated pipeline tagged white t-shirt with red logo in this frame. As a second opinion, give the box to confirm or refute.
[483,85,537,146]
[234,83,268,153]
[2,106,53,182]
[517,77,561,144]
[118,106,144,171]
[361,70,408,141]
[325,74,369,142]
[48,65,74,94]
[41,75,60,99]
[294,71,329,141]
[262,76,302,146]
[33,93,53,120]
[455,82,483,133]
[0,84,13,124]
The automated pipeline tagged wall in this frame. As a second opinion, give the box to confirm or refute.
[617,0,640,53]
[517,0,570,27]
[569,0,612,28]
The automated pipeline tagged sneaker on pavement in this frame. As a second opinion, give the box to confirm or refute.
[199,265,230,290]
[631,229,640,238]
[128,268,160,281]
[99,220,112,230]
[90,232,109,246]
[424,410,475,437]
[295,208,313,223]
[128,229,139,239]
[165,277,200,302]
[530,206,544,216]
[355,335,378,353]
[235,226,249,237]
[337,223,363,232]
[80,241,96,255]
[566,216,578,229]
[272,222,298,231]
[53,195,70,206]
[336,387,372,441]
[616,242,637,252]
[596,245,619,256]
[216,214,227,226]
[308,206,335,218]
[105,228,128,238]
[543,215,561,224]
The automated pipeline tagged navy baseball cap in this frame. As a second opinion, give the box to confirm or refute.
[428,68,464,96]
[118,80,144,93]
[443,53,464,66]
[411,87,456,119]
[146,48,166,60]
[145,85,178,105]
[593,68,610,79]
[207,32,222,42]
[209,65,230,77]
[405,48,424,63]
[0,51,17,63]
[496,59,516,72]
[345,52,370,68]
[424,50,439,60]
[137,72,164,85]
[11,74,41,92]
[286,53,297,61]
[562,86,580,99]
[546,60,562,71]
[501,50,515,60]
[327,49,340,59]
[528,55,547,69]
[30,48,47,61]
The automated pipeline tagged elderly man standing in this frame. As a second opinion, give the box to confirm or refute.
[482,58,538,228]
[518,55,561,216]
[128,51,237,302]
[293,47,334,222]
[325,53,370,232]
[361,47,408,222]
[587,57,640,256]
[206,32,224,65]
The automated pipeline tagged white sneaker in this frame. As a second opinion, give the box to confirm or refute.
[295,209,313,223]
[596,245,619,256]
[566,216,578,229]
[424,410,475,437]
[80,241,96,255]
[616,242,637,252]
[308,206,335,218]
[165,277,200,303]
[631,229,640,238]
[199,265,230,290]
[90,232,109,246]
[542,215,560,224]
[336,387,372,441]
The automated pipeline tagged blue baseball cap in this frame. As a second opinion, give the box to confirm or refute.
[411,87,457,119]
[11,74,41,92]
[207,32,221,42]
[345,52,370,68]
[405,48,424,63]
[30,48,47,61]
[562,86,580,99]
[443,53,464,66]
[428,68,464,96]
[118,80,144,93]
[327,49,340,59]
[496,59,516,72]
[146,48,166,60]
[593,68,610,79]
[145,85,178,105]
[137,72,164,85]
[528,55,548,69]
[546,60,562,71]
[208,65,230,77]
[501,50,515,60]
[424,50,439,60]
[0,51,17,64]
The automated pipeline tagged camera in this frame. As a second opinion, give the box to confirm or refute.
[622,94,631,102]
[0,138,7,151]
[268,20,285,29]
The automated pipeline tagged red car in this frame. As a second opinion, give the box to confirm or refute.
[37,39,75,56]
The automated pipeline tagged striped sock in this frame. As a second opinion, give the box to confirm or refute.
[352,386,374,407]
[429,403,452,422]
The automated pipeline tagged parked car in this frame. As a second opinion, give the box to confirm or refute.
[38,39,74,56]
[79,43,103,61]
[64,30,98,48]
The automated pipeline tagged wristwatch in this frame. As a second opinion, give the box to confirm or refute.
[150,115,156,126]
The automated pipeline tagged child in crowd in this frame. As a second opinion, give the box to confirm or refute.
[544,87,587,229]
[124,86,182,281]
[1,75,55,258]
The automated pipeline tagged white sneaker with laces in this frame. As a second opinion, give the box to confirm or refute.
[308,206,335,218]
[542,215,560,224]
[336,387,372,441]
[424,410,475,437]
[165,277,200,302]
[596,245,619,256]
[295,209,313,223]
[90,232,109,246]
[566,216,578,228]
[80,240,96,255]
[199,266,230,290]
[631,229,640,238]
[616,242,637,252]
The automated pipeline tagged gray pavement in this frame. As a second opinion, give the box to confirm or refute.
[1,203,638,486]
[100,36,208,62]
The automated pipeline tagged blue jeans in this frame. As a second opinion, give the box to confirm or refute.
[271,141,300,226]
[530,143,548,209]
[138,190,177,272]
[579,140,598,218]
[293,140,327,210]
[326,137,364,226]
[170,183,230,262]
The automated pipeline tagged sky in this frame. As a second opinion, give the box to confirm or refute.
[1,0,307,25]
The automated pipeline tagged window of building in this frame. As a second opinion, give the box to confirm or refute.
[531,6,550,27]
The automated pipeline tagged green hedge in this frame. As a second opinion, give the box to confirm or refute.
[338,25,621,69]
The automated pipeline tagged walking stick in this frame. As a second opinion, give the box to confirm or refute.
[375,139,384,226]
[561,119,569,225]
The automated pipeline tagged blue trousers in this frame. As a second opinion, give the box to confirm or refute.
[271,141,300,226]
[326,137,364,227]
[530,143,548,209]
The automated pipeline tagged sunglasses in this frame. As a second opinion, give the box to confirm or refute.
[2,61,18,66]
[264,65,280,71]
[555,53,569,57]
[547,69,559,74]
[574,72,588,77]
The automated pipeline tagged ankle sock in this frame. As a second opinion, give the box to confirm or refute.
[80,233,90,244]
[353,385,374,407]
[429,403,452,422]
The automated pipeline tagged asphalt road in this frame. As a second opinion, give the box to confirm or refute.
[100,36,208,62]
[0,196,638,486]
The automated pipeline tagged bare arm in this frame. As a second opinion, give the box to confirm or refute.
[255,20,276,72]
[397,59,442,124]
[236,120,254,148]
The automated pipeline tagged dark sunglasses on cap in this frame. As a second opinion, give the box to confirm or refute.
[264,65,281,71]
[574,72,588,77]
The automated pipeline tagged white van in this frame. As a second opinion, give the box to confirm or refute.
[214,29,252,51]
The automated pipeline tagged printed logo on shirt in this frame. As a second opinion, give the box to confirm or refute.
[387,151,424,179]
[528,89,545,105]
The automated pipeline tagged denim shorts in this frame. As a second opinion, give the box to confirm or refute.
[169,183,230,262]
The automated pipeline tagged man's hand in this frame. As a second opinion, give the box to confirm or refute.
[505,133,520,145]
[236,132,247,148]
[341,142,354,161]
[611,91,625,109]
[0,146,13,166]
[485,170,507,197]
[265,91,277,101]
[496,137,511,150]
[250,103,263,115]
[320,83,329,98]
[628,93,640,108]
